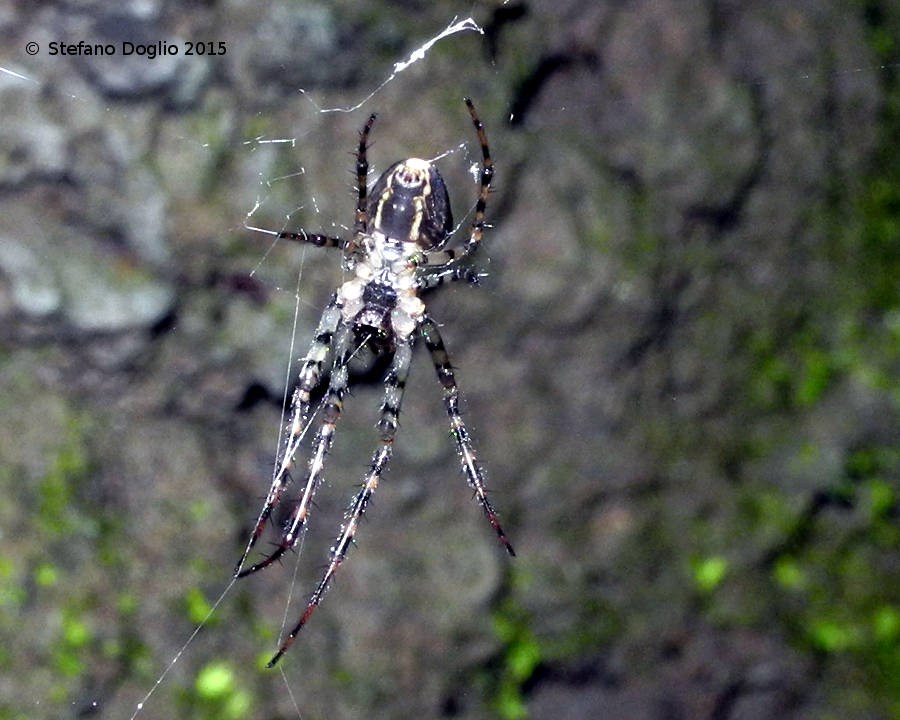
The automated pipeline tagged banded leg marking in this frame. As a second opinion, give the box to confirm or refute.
[276,230,347,249]
[461,96,493,260]
[233,294,344,575]
[236,320,353,577]
[354,113,377,237]
[416,265,482,292]
[406,99,494,269]
[419,316,515,556]
[267,340,414,666]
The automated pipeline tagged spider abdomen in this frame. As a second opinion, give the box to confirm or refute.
[368,158,453,249]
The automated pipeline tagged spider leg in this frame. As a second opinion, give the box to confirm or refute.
[276,230,348,249]
[235,306,351,577]
[335,111,378,272]
[416,265,482,292]
[460,97,493,259]
[267,338,414,666]
[278,112,376,263]
[419,315,515,556]
[354,113,377,236]
[407,98,494,269]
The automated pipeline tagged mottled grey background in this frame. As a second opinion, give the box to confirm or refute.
[1,2,899,719]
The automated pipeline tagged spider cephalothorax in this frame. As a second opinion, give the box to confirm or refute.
[234,99,513,667]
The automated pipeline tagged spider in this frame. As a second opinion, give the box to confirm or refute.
[234,98,515,667]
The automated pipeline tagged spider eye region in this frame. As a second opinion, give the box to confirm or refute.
[368,159,453,250]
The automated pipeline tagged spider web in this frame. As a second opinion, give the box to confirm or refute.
[123,15,490,720]
[3,6,899,720]
[0,10,492,720]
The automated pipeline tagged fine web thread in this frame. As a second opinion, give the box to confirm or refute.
[130,239,315,720]
[2,12,897,717]
[128,578,237,720]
